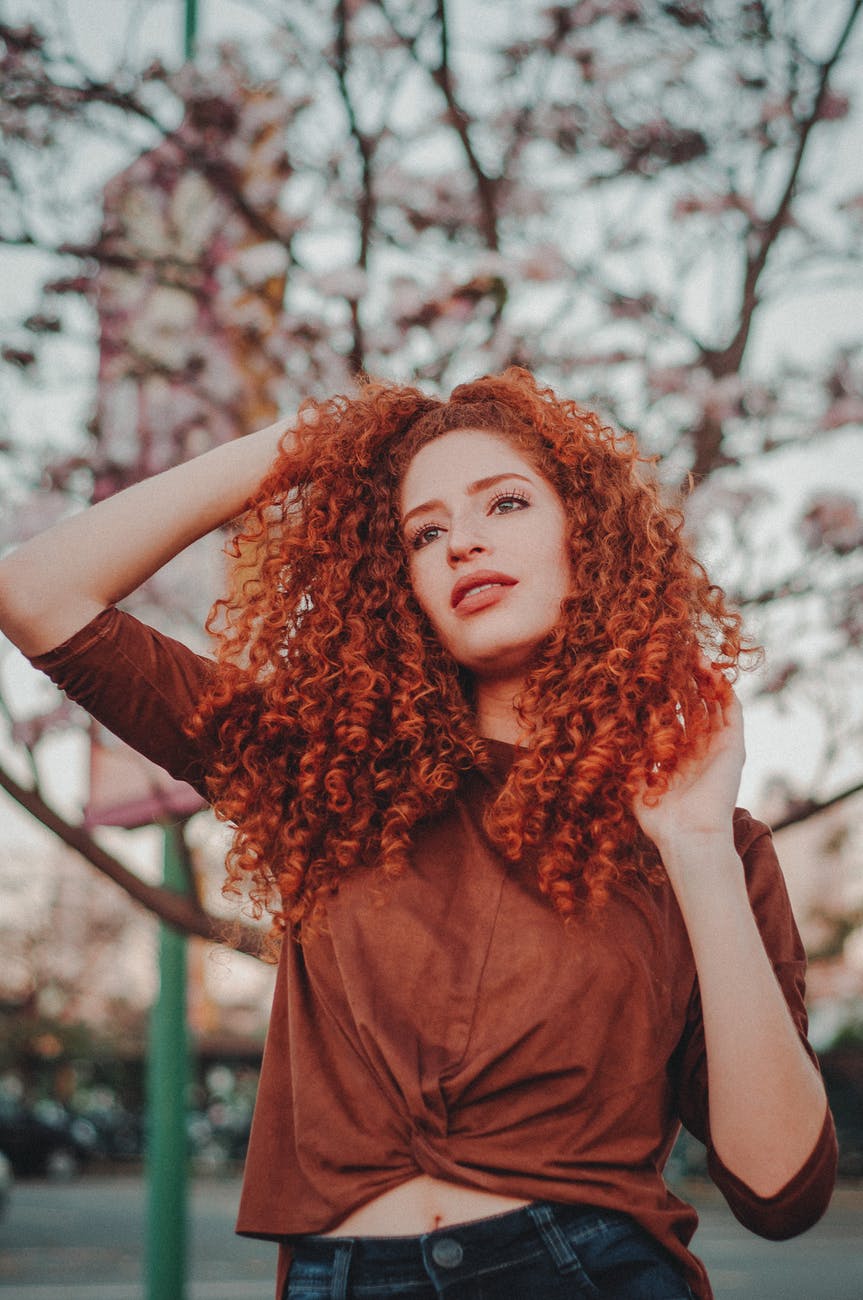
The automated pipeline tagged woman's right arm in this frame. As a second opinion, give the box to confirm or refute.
[0,419,292,657]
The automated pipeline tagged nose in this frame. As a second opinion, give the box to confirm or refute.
[447,518,487,565]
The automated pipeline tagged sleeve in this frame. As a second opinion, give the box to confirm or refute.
[29,605,217,800]
[673,810,838,1240]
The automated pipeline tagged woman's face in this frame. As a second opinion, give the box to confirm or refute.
[399,428,571,682]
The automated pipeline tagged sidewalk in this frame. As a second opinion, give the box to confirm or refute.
[0,1174,860,1298]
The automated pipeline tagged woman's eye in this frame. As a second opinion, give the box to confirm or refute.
[410,522,445,550]
[490,490,530,515]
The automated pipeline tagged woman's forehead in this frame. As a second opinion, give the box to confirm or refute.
[401,427,538,488]
[398,428,554,520]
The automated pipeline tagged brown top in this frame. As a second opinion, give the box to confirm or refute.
[31,606,838,1300]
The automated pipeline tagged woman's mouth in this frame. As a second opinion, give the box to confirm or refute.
[450,571,518,612]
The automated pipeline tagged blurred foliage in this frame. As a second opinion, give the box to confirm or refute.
[0,0,861,946]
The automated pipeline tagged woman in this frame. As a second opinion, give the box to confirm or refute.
[0,369,836,1299]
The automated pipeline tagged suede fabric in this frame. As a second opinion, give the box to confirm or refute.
[32,606,838,1300]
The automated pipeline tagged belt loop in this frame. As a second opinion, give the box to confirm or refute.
[331,1240,353,1300]
[527,1202,571,1270]
[527,1203,599,1295]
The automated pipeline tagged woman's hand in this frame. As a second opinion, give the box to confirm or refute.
[632,686,745,864]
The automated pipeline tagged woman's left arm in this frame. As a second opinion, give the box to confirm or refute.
[634,691,829,1198]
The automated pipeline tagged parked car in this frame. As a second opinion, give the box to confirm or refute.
[0,1098,97,1179]
[79,1103,143,1162]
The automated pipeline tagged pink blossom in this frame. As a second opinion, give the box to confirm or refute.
[1,345,35,368]
[839,193,863,218]
[647,366,690,395]
[313,267,369,300]
[818,92,850,122]
[762,660,800,695]
[671,192,757,221]
[11,699,83,749]
[801,494,863,555]
[759,96,793,124]
[519,246,568,282]
[820,397,863,430]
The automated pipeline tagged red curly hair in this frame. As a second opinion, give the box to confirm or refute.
[191,367,747,940]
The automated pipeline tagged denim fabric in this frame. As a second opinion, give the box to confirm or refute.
[284,1202,695,1299]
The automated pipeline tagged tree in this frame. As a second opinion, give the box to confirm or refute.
[0,835,152,1034]
[1,0,861,951]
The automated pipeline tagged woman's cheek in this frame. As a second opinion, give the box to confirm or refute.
[419,585,453,646]
[409,558,436,616]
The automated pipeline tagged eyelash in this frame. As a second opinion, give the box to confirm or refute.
[408,488,532,550]
[408,521,445,550]
[489,488,530,513]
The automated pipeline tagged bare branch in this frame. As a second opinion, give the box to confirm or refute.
[770,781,863,833]
[0,763,265,958]
[334,0,375,375]
[706,0,863,381]
[685,0,863,480]
[375,0,499,250]
[430,0,499,250]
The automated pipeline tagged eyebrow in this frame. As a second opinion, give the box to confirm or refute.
[400,472,535,531]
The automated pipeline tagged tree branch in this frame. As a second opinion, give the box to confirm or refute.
[374,0,499,251]
[0,764,265,958]
[335,0,374,375]
[687,0,863,481]
[770,780,863,833]
[430,0,499,250]
[708,0,863,381]
[2,48,297,257]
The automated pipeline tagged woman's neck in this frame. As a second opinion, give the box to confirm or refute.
[474,676,526,744]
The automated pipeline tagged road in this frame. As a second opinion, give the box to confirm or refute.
[689,1183,862,1299]
[0,1175,860,1298]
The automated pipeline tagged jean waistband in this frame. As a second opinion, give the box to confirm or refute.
[291,1200,624,1265]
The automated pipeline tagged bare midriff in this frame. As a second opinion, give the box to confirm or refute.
[321,1175,532,1237]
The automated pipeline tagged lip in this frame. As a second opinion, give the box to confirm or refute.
[450,570,518,610]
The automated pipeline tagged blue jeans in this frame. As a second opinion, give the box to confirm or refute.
[284,1201,695,1298]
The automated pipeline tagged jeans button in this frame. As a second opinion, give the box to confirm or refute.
[431,1237,464,1268]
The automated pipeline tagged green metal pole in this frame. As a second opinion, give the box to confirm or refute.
[184,0,199,62]
[145,822,191,1300]
[143,6,200,1293]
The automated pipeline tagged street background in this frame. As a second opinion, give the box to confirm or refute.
[0,1173,860,1300]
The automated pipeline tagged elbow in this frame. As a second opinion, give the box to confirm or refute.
[735,1173,836,1241]
[0,544,106,658]
[707,1107,838,1240]
[0,551,77,658]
